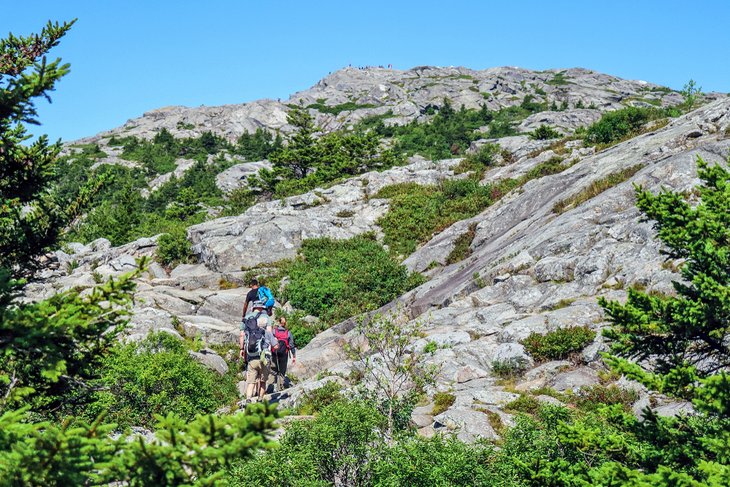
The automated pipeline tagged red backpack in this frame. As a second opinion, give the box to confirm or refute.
[273,328,290,356]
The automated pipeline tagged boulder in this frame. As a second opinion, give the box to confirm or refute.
[189,348,229,375]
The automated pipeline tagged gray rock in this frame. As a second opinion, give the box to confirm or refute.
[189,348,229,375]
[550,367,600,392]
[216,160,273,194]
[433,408,498,442]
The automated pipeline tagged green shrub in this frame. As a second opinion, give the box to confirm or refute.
[431,392,456,415]
[583,106,665,146]
[453,143,499,178]
[505,394,541,414]
[372,435,494,485]
[156,229,192,267]
[376,178,515,256]
[530,124,562,140]
[229,401,386,486]
[307,100,378,114]
[573,384,639,412]
[297,381,344,415]
[491,357,529,379]
[83,332,238,428]
[283,234,425,325]
[521,326,596,362]
[423,340,438,354]
[445,223,477,264]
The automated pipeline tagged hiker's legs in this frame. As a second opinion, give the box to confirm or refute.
[258,361,270,400]
[277,354,289,390]
[245,360,262,400]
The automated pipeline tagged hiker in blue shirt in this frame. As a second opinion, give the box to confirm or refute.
[242,278,276,319]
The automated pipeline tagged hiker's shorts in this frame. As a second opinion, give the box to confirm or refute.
[246,359,269,384]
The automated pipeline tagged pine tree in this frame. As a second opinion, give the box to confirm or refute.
[0,20,75,279]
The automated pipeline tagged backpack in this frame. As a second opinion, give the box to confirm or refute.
[273,328,290,356]
[244,316,265,357]
[257,286,275,307]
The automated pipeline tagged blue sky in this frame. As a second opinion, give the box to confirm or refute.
[4,0,729,142]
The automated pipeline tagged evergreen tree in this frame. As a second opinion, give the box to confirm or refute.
[0,20,75,279]
[0,22,277,484]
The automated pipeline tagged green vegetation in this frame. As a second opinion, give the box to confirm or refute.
[366,97,546,160]
[521,326,596,362]
[530,124,562,140]
[546,71,571,85]
[452,143,499,178]
[491,357,529,379]
[297,381,344,415]
[505,394,541,414]
[431,392,456,415]
[249,106,402,198]
[155,228,193,267]
[552,164,644,214]
[307,100,378,114]
[377,156,576,256]
[680,78,702,111]
[283,234,425,325]
[583,105,676,147]
[82,332,238,428]
[445,223,477,264]
[235,127,283,160]
[375,178,519,256]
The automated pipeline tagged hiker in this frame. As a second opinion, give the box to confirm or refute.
[241,278,276,330]
[242,278,275,318]
[240,312,279,402]
[270,316,296,392]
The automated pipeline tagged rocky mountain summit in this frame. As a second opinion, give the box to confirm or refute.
[72,66,684,146]
[33,65,730,443]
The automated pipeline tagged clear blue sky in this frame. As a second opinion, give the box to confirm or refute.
[4,0,729,142]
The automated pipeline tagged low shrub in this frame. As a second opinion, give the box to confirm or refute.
[156,229,192,267]
[83,332,238,428]
[297,381,344,415]
[491,357,529,379]
[573,384,639,412]
[583,106,665,146]
[445,223,477,264]
[453,143,499,177]
[505,395,541,414]
[521,326,596,362]
[431,392,456,415]
[530,124,562,140]
[283,234,425,325]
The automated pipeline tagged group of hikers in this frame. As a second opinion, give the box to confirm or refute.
[239,279,297,403]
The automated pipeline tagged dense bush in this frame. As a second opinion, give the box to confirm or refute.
[296,381,344,415]
[521,326,596,362]
[156,228,192,267]
[491,357,529,379]
[229,400,386,486]
[375,178,517,256]
[583,106,668,146]
[250,106,402,198]
[234,128,282,161]
[530,124,562,140]
[283,234,425,324]
[83,332,238,428]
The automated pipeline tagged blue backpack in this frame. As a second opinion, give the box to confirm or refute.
[258,286,275,307]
